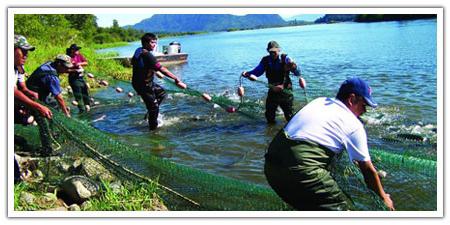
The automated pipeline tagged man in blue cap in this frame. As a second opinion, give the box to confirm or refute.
[264,77,395,211]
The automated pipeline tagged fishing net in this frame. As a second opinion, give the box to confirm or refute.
[14,73,437,211]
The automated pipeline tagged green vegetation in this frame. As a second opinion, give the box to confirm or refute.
[355,14,436,22]
[15,14,136,85]
[81,180,165,211]
[14,179,166,211]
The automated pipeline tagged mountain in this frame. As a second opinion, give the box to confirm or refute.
[286,14,325,22]
[133,14,287,33]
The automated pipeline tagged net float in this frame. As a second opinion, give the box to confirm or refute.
[99,80,109,86]
[71,100,79,106]
[87,73,95,78]
[86,83,90,89]
[378,170,387,179]
[26,115,35,124]
[226,106,237,113]
[66,106,71,112]
[128,92,134,98]
[115,87,123,93]
[248,74,258,81]
[176,81,187,89]
[94,101,100,105]
[156,71,165,78]
[299,77,306,89]
[237,86,245,97]
[202,93,212,102]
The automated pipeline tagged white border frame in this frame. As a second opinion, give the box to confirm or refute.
[7,7,443,218]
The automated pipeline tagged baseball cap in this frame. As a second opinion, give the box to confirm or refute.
[337,77,378,108]
[69,44,81,51]
[14,35,35,51]
[267,41,280,52]
[55,54,73,68]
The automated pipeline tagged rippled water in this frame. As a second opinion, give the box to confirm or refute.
[92,19,437,209]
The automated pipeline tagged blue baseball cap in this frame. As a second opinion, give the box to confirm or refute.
[337,77,378,108]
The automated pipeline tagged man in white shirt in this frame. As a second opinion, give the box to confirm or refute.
[264,77,394,211]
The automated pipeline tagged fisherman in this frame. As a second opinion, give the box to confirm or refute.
[241,40,304,124]
[26,54,72,118]
[131,33,186,130]
[66,44,91,113]
[264,77,395,211]
[13,35,54,174]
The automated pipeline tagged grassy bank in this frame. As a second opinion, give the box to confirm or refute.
[14,179,166,211]
[23,41,132,88]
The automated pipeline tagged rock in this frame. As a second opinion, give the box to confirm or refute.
[20,192,35,205]
[151,193,168,211]
[72,159,83,170]
[36,193,58,207]
[80,158,115,182]
[68,204,81,211]
[109,181,123,194]
[32,169,44,182]
[59,175,98,204]
[47,206,68,211]
[80,201,92,210]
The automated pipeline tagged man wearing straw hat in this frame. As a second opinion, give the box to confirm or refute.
[242,40,304,124]
[264,77,395,211]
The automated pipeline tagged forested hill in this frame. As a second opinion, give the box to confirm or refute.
[133,14,287,33]
[314,14,437,23]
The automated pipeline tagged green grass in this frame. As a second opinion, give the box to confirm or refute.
[23,42,132,88]
[83,180,165,211]
[14,179,165,211]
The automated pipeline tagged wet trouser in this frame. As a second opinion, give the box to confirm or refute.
[264,130,349,210]
[69,77,90,113]
[265,90,294,123]
[136,83,166,130]
[14,103,53,156]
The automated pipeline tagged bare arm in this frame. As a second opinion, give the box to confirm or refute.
[54,93,70,117]
[160,66,179,82]
[17,81,38,100]
[357,160,395,210]
[159,66,187,89]
[14,87,52,119]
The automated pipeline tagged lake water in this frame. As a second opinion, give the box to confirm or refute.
[93,19,437,210]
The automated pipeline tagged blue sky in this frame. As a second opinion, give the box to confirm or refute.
[95,14,324,27]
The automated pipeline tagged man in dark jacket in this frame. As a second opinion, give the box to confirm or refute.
[242,41,304,124]
[26,54,72,118]
[131,33,187,130]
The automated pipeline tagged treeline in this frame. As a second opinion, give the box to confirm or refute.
[14,14,136,86]
[354,14,437,22]
[14,14,143,46]
[314,14,437,24]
